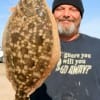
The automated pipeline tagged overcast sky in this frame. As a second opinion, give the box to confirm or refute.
[0,0,100,47]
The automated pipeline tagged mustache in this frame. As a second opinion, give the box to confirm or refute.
[58,16,75,22]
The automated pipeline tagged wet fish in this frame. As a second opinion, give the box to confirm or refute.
[2,0,60,100]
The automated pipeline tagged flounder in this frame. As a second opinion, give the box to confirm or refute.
[2,0,60,100]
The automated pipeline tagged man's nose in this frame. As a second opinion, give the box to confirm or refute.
[62,9,70,17]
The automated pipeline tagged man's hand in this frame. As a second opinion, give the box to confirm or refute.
[10,6,16,12]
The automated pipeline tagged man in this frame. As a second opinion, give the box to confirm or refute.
[30,0,100,100]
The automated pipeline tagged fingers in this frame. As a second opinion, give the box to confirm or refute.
[10,6,16,12]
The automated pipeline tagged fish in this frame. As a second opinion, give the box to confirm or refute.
[2,0,60,100]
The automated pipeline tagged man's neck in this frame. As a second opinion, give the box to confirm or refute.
[59,33,80,42]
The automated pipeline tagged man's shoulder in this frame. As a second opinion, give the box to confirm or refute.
[80,33,100,42]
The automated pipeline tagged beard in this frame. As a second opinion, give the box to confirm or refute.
[57,22,76,36]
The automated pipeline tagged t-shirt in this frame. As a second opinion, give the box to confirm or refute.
[30,34,100,100]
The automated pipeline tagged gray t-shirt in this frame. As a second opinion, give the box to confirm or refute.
[30,34,100,100]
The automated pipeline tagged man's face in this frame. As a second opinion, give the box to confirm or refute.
[53,4,81,36]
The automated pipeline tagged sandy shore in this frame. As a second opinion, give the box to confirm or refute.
[0,63,15,100]
[0,63,6,75]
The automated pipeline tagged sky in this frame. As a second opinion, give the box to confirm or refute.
[0,0,100,47]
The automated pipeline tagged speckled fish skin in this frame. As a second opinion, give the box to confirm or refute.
[2,0,60,100]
